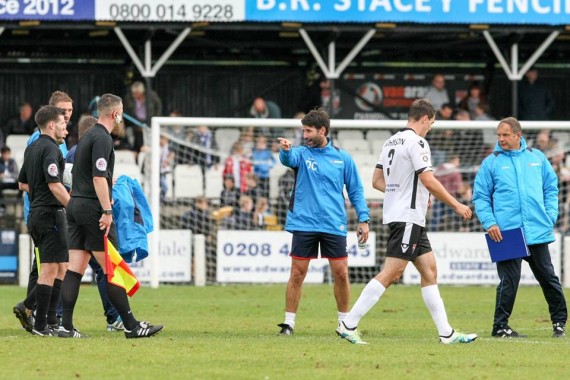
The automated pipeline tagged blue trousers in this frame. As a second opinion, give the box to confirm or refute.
[494,243,567,328]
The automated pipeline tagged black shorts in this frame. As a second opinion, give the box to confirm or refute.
[386,222,432,261]
[290,231,347,260]
[67,197,118,252]
[28,206,68,264]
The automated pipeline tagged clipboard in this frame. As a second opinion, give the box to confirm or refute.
[485,228,530,263]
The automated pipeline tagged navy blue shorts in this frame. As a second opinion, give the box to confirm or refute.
[290,231,347,260]
[386,222,432,261]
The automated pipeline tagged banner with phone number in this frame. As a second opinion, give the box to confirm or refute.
[0,1,568,25]
[217,230,376,283]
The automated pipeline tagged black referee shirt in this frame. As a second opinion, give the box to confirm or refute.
[18,134,64,208]
[71,123,114,200]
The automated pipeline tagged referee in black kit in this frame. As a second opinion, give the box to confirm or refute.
[17,106,70,336]
[59,93,163,338]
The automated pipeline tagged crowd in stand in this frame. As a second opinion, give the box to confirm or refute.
[2,70,569,236]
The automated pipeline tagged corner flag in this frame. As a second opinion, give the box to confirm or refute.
[105,235,141,297]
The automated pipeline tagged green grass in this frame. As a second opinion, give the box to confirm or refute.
[1,284,569,379]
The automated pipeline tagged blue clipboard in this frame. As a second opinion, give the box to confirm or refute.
[485,228,530,263]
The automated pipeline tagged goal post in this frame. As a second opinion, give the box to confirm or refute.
[148,117,570,288]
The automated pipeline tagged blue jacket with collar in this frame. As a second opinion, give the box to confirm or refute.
[112,175,154,262]
[279,138,369,236]
[473,137,558,245]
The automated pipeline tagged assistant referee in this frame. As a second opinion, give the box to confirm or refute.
[59,93,163,339]
[17,105,70,336]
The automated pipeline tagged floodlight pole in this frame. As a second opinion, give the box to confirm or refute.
[482,30,560,117]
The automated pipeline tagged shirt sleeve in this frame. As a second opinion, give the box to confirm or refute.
[91,134,113,178]
[17,161,27,184]
[43,146,63,184]
[279,146,301,169]
[409,137,433,174]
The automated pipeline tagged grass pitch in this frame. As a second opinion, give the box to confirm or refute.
[1,284,569,379]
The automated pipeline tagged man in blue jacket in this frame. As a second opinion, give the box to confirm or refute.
[276,108,370,335]
[473,117,567,338]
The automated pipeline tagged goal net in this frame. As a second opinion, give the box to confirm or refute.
[143,117,570,286]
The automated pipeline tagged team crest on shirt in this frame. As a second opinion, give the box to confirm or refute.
[47,163,59,177]
[96,158,108,171]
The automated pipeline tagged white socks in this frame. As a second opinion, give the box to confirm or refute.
[284,312,296,328]
[421,284,453,337]
[337,312,348,324]
[343,279,386,329]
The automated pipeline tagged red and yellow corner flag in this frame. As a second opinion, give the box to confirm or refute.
[105,236,141,297]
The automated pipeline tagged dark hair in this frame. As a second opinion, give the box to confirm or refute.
[1,146,10,154]
[97,93,122,117]
[498,117,522,134]
[34,105,64,130]
[77,115,98,139]
[301,108,330,136]
[48,91,73,106]
[408,99,435,121]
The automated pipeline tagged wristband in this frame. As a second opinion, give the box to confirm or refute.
[103,209,113,215]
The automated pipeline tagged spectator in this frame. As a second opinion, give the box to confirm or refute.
[458,81,487,119]
[298,75,341,116]
[430,155,463,232]
[220,174,240,208]
[425,74,450,111]
[190,125,219,174]
[455,183,477,232]
[473,102,494,121]
[436,103,454,121]
[251,135,276,198]
[253,197,271,230]
[181,196,212,236]
[533,129,556,154]
[3,102,35,142]
[223,141,252,193]
[243,172,262,206]
[239,128,255,156]
[276,169,295,226]
[250,97,282,138]
[292,111,306,146]
[518,67,555,121]
[455,109,483,165]
[225,195,254,230]
[159,136,174,201]
[123,81,162,157]
[429,102,456,165]
[250,97,282,119]
[0,146,20,214]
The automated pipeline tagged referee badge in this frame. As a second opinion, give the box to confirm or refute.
[47,163,59,177]
[96,158,108,171]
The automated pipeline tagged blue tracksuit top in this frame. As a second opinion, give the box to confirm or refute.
[112,175,154,262]
[473,137,558,245]
[280,137,369,236]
